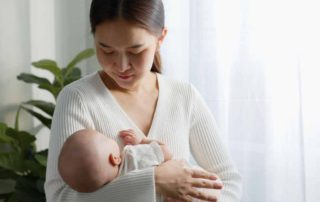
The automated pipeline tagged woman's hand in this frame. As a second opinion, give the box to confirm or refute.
[155,159,223,202]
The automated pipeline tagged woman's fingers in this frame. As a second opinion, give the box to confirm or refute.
[188,188,218,202]
[165,197,184,202]
[179,195,193,202]
[155,160,223,202]
[191,179,223,189]
[190,168,219,180]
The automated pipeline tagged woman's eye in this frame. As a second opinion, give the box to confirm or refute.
[103,51,114,55]
[130,52,139,55]
[129,50,143,55]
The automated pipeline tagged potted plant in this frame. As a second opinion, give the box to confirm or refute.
[0,48,95,202]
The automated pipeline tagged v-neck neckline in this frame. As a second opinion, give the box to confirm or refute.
[96,71,162,138]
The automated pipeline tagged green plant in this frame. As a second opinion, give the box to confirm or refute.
[0,48,95,202]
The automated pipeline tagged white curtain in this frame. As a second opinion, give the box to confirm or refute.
[162,0,320,202]
[1,0,319,201]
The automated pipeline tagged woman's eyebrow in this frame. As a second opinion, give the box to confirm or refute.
[99,42,144,49]
[129,44,144,49]
[99,42,111,48]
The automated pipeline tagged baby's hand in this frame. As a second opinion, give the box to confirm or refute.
[118,129,140,145]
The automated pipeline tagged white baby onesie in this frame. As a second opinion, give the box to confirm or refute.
[118,141,164,175]
[118,141,165,202]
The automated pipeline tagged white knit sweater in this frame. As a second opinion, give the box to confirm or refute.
[45,71,242,202]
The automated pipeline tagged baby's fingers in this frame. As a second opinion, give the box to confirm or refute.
[118,130,137,145]
[118,129,135,137]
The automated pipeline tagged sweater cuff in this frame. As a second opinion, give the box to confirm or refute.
[115,167,157,201]
[149,141,165,164]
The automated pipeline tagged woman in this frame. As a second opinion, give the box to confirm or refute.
[44,0,242,201]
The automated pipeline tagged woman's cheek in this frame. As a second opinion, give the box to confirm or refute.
[132,51,155,70]
[96,49,105,65]
[97,50,113,67]
[129,56,144,69]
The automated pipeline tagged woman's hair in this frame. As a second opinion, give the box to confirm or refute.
[90,0,165,73]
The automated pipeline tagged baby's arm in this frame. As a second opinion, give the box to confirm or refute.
[118,129,172,161]
[158,144,173,161]
[140,138,172,161]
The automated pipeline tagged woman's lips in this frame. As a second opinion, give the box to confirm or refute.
[118,75,132,80]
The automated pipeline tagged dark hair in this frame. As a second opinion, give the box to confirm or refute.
[90,0,165,73]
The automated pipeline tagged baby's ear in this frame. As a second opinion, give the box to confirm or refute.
[109,154,121,166]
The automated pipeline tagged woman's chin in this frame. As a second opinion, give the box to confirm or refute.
[114,77,138,90]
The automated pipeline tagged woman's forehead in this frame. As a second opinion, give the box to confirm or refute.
[94,20,157,48]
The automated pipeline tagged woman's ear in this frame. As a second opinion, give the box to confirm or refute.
[109,154,122,166]
[157,27,168,50]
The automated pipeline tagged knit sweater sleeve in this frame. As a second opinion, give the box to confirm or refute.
[44,86,157,202]
[189,85,242,202]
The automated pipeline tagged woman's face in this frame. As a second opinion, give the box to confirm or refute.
[94,19,166,91]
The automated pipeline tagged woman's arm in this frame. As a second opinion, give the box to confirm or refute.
[45,87,157,202]
[116,110,222,202]
[189,85,242,202]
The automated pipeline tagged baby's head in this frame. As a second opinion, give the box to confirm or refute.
[58,129,121,192]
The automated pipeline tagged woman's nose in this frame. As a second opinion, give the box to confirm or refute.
[116,54,130,72]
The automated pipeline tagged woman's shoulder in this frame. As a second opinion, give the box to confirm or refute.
[57,71,102,100]
[159,73,197,98]
[65,71,99,89]
[159,74,192,92]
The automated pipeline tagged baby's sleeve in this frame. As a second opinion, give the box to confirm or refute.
[120,142,164,175]
[45,87,157,202]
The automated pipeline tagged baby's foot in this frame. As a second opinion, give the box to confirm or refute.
[118,129,139,145]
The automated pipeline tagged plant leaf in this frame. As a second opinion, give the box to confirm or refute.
[0,152,23,172]
[2,128,20,152]
[63,67,82,86]
[23,160,46,178]
[36,178,45,193]
[0,123,14,144]
[6,128,36,152]
[34,154,47,167]
[0,133,15,145]
[17,73,51,86]
[0,122,7,135]
[22,100,55,117]
[14,176,46,202]
[14,106,22,131]
[0,168,18,180]
[20,107,51,129]
[0,192,13,200]
[32,60,61,77]
[65,48,95,76]
[4,193,16,202]
[38,83,60,100]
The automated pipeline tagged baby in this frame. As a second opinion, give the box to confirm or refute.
[58,128,172,193]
